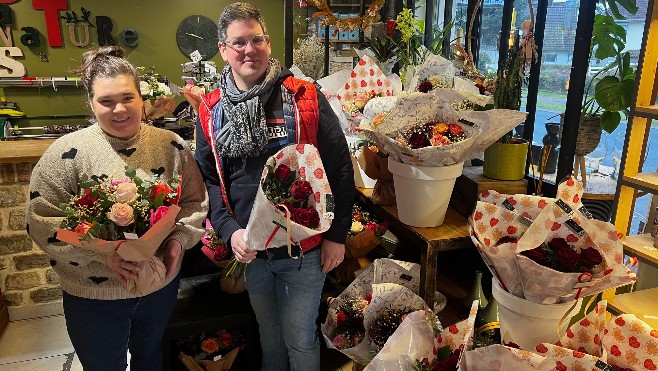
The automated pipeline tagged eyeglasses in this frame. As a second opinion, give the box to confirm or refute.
[223,34,270,52]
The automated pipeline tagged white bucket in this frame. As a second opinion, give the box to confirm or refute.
[492,279,582,350]
[345,135,377,188]
[387,159,464,227]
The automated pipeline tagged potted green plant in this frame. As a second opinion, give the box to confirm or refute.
[580,0,638,135]
[483,31,530,181]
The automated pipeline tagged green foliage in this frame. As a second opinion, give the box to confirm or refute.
[591,14,626,60]
[494,33,523,112]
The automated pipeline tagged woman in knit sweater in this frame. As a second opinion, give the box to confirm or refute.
[26,46,208,371]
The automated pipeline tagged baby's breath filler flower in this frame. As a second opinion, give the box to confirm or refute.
[293,35,325,81]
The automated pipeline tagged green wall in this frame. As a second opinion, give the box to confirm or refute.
[2,0,285,126]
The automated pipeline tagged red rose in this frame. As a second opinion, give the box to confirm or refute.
[290,180,313,201]
[200,338,220,355]
[274,164,291,181]
[547,238,569,251]
[521,246,549,265]
[75,189,99,207]
[308,207,320,228]
[408,132,428,149]
[336,311,348,327]
[496,236,518,246]
[151,183,172,201]
[555,246,581,272]
[385,20,396,37]
[293,207,311,227]
[475,83,486,94]
[364,221,379,233]
[219,332,234,347]
[418,80,434,93]
[213,244,228,262]
[277,201,295,215]
[579,247,603,269]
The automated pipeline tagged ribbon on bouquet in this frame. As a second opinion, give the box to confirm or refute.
[264,203,299,259]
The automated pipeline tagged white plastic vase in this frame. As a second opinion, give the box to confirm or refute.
[387,159,464,227]
[492,279,582,351]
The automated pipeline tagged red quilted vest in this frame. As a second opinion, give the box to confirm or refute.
[198,76,324,251]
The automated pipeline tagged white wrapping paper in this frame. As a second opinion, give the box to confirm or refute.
[243,144,333,252]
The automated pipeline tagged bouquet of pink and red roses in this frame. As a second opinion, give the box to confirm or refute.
[242,144,334,257]
[56,166,182,295]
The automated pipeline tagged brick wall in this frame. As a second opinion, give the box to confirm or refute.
[0,163,62,309]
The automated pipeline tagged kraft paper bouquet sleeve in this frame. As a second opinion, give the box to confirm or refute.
[469,176,636,304]
[357,92,526,166]
[57,205,180,296]
[243,144,333,255]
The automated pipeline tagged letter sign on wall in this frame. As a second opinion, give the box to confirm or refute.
[20,27,40,47]
[120,28,138,48]
[0,47,26,77]
[32,0,68,47]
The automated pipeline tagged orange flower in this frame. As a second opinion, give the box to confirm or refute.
[151,183,172,201]
[372,113,387,127]
[200,337,220,355]
[73,221,93,235]
[432,122,449,136]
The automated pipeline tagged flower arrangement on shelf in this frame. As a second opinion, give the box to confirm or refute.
[137,65,175,121]
[398,121,467,150]
[331,294,371,350]
[292,35,325,81]
[417,75,452,93]
[349,205,387,239]
[56,166,182,295]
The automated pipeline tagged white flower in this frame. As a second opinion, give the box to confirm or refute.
[350,221,364,234]
[139,81,152,96]
[114,182,138,204]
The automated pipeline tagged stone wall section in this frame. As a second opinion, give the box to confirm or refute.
[0,163,62,308]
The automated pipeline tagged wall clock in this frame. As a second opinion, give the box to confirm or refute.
[176,15,219,60]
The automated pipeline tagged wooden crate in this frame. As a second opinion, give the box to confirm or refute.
[449,166,528,217]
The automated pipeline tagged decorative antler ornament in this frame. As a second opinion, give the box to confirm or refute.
[308,0,385,34]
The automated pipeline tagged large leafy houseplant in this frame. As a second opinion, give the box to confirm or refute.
[581,0,638,133]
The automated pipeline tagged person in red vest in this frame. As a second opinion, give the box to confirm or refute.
[186,3,354,370]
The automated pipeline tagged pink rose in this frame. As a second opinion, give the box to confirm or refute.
[73,221,93,235]
[332,334,346,349]
[114,182,138,203]
[107,203,134,227]
[149,205,170,226]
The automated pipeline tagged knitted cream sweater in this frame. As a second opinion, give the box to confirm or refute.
[26,124,208,299]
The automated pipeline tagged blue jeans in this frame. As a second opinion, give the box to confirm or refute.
[245,249,326,371]
[62,276,180,371]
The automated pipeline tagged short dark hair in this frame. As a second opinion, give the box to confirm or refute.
[217,2,268,42]
[74,46,140,99]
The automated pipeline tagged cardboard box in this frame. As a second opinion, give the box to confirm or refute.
[449,166,528,217]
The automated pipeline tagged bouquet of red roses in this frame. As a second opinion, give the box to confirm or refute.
[56,166,182,295]
[243,144,334,257]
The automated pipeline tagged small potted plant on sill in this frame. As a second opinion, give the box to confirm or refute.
[482,30,530,181]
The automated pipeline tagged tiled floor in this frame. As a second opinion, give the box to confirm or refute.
[0,311,354,371]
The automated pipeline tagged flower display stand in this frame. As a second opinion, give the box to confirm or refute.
[162,273,261,371]
[449,166,528,218]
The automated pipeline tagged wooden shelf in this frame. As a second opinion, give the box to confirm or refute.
[622,233,658,267]
[622,172,658,194]
[608,287,658,329]
[634,105,658,120]
[0,139,55,163]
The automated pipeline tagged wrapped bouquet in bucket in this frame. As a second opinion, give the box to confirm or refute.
[321,259,447,365]
[365,300,480,371]
[242,144,334,258]
[357,92,526,227]
[56,167,182,296]
[464,300,658,370]
[469,176,636,349]
[336,55,396,133]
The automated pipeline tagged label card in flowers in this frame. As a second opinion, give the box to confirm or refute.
[56,167,182,296]
[243,144,333,256]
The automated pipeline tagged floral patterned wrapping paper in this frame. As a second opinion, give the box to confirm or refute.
[469,177,636,304]
[467,300,658,370]
[405,53,456,93]
[335,55,395,103]
[357,92,526,166]
[243,144,333,252]
[322,283,430,365]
